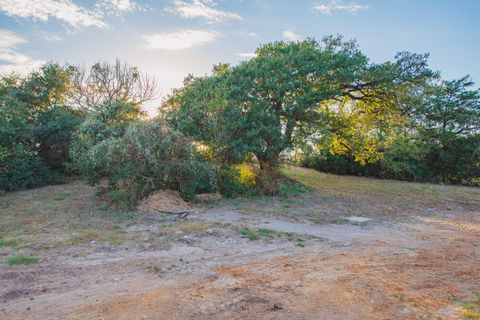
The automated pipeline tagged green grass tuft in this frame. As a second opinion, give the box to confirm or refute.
[6,254,39,265]
[239,228,259,240]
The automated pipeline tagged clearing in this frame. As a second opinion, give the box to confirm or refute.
[1,167,479,319]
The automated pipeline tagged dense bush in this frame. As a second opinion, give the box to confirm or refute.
[0,144,64,191]
[71,119,216,204]
[0,64,81,191]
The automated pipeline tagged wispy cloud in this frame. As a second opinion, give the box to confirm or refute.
[143,29,221,50]
[40,31,63,41]
[0,29,44,74]
[282,29,301,41]
[237,52,256,59]
[0,0,139,30]
[167,0,242,23]
[313,1,368,15]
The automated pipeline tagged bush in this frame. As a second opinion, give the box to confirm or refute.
[218,163,257,197]
[0,144,64,191]
[35,106,82,171]
[71,119,216,204]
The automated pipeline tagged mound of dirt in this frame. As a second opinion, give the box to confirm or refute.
[137,190,191,213]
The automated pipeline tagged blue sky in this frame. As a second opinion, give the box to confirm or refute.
[0,0,479,114]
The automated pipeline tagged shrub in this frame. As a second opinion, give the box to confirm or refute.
[218,162,257,197]
[0,144,63,191]
[71,119,216,204]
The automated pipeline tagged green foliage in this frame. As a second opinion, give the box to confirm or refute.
[0,63,80,191]
[218,163,257,197]
[239,228,274,240]
[378,139,427,181]
[239,228,259,240]
[71,118,215,204]
[69,100,141,183]
[165,36,433,194]
[35,106,82,170]
[0,144,64,191]
[415,77,480,185]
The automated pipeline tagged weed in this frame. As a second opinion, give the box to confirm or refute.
[239,227,275,240]
[392,293,405,302]
[240,228,259,240]
[258,229,273,237]
[6,254,39,265]
[296,238,305,247]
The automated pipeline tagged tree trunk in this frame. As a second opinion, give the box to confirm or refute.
[257,155,280,195]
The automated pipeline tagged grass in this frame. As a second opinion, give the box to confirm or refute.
[1,166,478,253]
[162,222,213,234]
[278,166,480,222]
[457,292,480,320]
[239,228,282,241]
[239,228,259,240]
[0,180,133,250]
[6,254,39,265]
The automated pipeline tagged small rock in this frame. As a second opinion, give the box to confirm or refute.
[345,216,372,225]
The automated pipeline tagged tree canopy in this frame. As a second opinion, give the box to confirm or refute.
[164,36,435,192]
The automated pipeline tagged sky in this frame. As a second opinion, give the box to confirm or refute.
[0,0,479,115]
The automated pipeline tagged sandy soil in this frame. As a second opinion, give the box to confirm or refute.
[1,169,479,320]
[0,206,478,319]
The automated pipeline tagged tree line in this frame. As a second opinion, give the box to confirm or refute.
[1,35,478,204]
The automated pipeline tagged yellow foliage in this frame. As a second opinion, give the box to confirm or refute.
[235,162,257,188]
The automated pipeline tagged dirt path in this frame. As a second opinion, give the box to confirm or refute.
[1,204,479,320]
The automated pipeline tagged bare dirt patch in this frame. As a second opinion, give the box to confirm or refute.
[1,168,479,319]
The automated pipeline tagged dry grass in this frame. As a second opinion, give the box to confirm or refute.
[0,180,131,251]
[222,166,480,224]
[161,221,213,234]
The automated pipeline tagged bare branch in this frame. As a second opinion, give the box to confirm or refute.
[69,59,158,111]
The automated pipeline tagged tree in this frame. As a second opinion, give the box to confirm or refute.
[70,59,157,114]
[415,76,480,184]
[0,63,81,190]
[165,36,433,193]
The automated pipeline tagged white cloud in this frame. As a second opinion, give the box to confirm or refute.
[0,29,44,74]
[0,0,107,29]
[313,1,368,15]
[282,30,301,41]
[0,0,139,30]
[237,52,256,59]
[143,29,221,50]
[167,0,242,23]
[247,32,258,37]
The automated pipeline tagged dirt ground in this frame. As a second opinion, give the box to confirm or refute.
[1,167,479,319]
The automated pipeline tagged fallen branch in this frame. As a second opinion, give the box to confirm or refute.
[153,208,190,219]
